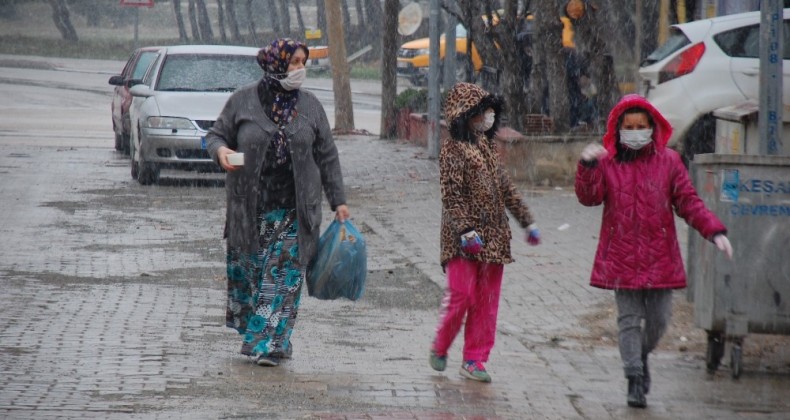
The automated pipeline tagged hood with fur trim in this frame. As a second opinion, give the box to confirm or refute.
[444,82,503,142]
[602,94,672,157]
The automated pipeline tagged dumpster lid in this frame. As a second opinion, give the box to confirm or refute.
[712,100,790,122]
[712,100,759,122]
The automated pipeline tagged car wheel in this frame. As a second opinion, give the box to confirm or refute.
[121,133,131,155]
[130,131,139,179]
[131,126,159,185]
[136,144,159,185]
[137,159,159,186]
[114,132,124,151]
[682,114,716,167]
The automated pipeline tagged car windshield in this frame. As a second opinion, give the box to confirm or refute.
[640,28,690,66]
[156,54,261,92]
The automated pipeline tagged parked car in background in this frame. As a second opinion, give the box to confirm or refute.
[108,46,161,154]
[128,45,262,185]
[639,10,790,164]
[397,23,480,86]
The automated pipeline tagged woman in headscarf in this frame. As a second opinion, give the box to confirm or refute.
[429,82,540,383]
[206,38,349,367]
[575,94,732,408]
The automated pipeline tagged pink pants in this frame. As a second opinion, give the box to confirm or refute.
[432,257,504,362]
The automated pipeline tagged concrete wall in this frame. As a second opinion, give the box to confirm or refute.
[403,113,599,186]
[494,127,597,186]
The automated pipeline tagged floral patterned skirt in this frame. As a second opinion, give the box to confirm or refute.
[225,208,303,357]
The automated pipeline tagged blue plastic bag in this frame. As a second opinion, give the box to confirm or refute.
[307,220,367,301]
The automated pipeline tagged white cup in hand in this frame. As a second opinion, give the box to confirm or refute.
[227,153,244,166]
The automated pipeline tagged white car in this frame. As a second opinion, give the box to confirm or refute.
[128,45,262,185]
[639,10,790,163]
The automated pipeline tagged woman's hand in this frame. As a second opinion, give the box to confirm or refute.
[335,204,350,222]
[216,146,240,172]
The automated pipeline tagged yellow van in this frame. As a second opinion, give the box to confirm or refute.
[396,23,484,86]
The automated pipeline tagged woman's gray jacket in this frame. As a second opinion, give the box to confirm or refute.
[206,83,346,265]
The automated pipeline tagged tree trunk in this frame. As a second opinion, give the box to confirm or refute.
[453,2,476,83]
[534,0,569,133]
[380,0,399,138]
[196,0,214,41]
[217,0,228,42]
[340,0,351,37]
[363,0,382,59]
[265,0,282,33]
[245,0,258,45]
[641,0,660,62]
[225,0,242,42]
[278,0,291,38]
[326,0,355,131]
[354,0,365,26]
[172,0,189,42]
[574,4,618,126]
[316,0,327,43]
[498,0,525,131]
[188,0,201,41]
[49,0,78,42]
[294,0,306,39]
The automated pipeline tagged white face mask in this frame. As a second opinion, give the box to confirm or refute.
[279,68,306,91]
[473,110,496,132]
[619,128,653,150]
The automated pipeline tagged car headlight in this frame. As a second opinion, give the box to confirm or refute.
[144,116,195,130]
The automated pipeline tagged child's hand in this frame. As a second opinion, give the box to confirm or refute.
[713,234,732,259]
[581,143,608,162]
[461,230,483,254]
[526,224,541,246]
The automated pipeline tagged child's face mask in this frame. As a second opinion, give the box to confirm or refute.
[619,128,653,150]
[473,110,495,132]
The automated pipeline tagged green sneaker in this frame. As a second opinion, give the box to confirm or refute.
[460,360,491,383]
[429,350,447,372]
[255,355,280,367]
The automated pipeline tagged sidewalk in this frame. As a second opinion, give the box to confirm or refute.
[0,56,788,419]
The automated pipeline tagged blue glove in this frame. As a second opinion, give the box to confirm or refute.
[526,224,540,246]
[461,230,484,254]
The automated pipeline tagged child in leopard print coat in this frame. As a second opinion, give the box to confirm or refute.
[429,82,540,383]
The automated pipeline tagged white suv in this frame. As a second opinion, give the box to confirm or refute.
[639,10,790,163]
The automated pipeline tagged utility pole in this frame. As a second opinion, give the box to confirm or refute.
[443,14,457,91]
[759,0,784,155]
[427,0,441,158]
[325,0,355,131]
[635,0,642,90]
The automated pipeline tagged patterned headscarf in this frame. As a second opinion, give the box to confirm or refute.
[256,38,309,167]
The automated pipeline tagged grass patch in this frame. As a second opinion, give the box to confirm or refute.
[349,64,381,80]
[0,35,183,60]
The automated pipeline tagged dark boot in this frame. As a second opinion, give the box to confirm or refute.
[642,354,650,395]
[627,375,647,408]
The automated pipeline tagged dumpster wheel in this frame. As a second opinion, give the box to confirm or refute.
[705,330,725,374]
[730,339,743,379]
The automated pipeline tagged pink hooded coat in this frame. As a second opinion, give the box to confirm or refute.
[575,94,726,290]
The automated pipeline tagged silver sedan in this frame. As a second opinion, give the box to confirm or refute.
[129,44,262,185]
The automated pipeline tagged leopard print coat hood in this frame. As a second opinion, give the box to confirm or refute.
[439,83,535,267]
[444,82,503,142]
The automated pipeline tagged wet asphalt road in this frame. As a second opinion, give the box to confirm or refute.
[0,55,789,419]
